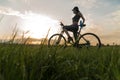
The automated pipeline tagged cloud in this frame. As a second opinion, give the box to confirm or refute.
[0,6,35,19]
[10,0,32,6]
[97,9,120,45]
[73,0,97,9]
[101,9,120,29]
[0,5,60,39]
[0,6,20,16]
[111,10,120,25]
[81,13,104,35]
[8,0,29,3]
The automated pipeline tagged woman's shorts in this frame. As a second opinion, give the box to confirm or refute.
[63,25,78,32]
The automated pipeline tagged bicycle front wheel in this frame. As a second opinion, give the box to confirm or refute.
[48,34,67,48]
[78,33,101,49]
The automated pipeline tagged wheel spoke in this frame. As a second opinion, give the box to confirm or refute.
[78,33,101,49]
[48,34,66,48]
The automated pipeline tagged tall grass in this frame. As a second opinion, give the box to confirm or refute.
[0,44,120,80]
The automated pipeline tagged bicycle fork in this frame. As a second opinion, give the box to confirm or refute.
[80,36,90,47]
[54,31,64,45]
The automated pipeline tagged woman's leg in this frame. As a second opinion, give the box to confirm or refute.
[73,31,78,41]
[63,26,73,42]
[63,26,72,38]
[63,25,78,41]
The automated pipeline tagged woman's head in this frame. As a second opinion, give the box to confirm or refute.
[72,6,79,14]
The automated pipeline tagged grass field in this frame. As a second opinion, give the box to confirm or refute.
[0,43,120,80]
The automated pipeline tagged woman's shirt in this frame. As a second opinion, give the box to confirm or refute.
[72,12,81,25]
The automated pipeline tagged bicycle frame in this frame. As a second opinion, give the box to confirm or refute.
[59,23,87,44]
[77,25,88,43]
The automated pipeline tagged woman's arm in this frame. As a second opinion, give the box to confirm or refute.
[79,12,85,23]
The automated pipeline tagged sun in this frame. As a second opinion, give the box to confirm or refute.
[21,12,60,39]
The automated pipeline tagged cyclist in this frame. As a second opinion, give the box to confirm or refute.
[60,6,85,43]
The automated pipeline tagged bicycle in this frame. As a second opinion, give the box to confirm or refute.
[48,21,101,49]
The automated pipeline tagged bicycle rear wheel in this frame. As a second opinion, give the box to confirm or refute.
[48,34,67,48]
[78,33,101,49]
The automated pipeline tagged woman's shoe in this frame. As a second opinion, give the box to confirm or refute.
[68,37,73,43]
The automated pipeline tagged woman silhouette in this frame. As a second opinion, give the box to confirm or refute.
[60,6,85,42]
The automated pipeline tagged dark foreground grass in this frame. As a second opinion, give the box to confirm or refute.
[0,43,120,80]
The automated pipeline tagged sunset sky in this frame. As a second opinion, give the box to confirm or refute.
[0,0,120,45]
